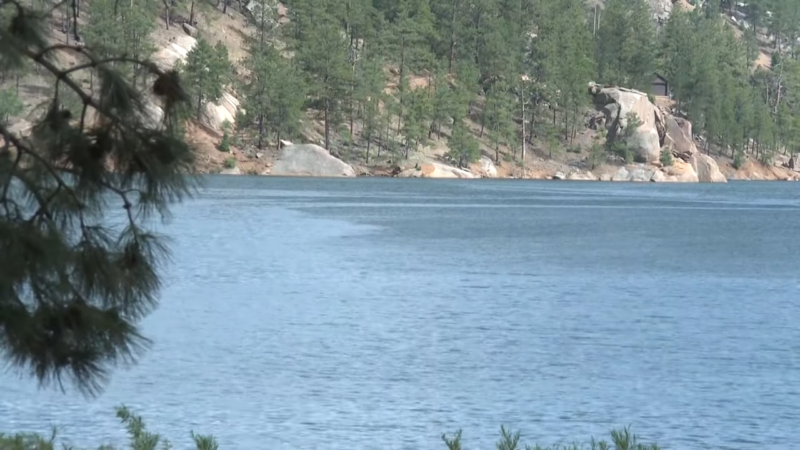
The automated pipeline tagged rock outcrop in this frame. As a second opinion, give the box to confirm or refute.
[610,165,655,182]
[203,92,240,133]
[663,115,695,157]
[220,166,242,175]
[182,23,198,37]
[153,35,197,72]
[152,35,240,135]
[272,144,356,177]
[648,0,673,24]
[658,159,700,182]
[589,83,664,163]
[398,162,475,178]
[478,156,498,178]
[590,82,728,183]
[566,170,596,181]
[691,153,728,183]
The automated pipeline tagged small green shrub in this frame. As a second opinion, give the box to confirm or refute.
[444,425,661,450]
[0,407,219,450]
[623,147,634,164]
[0,88,24,126]
[567,145,582,154]
[660,148,674,166]
[224,157,236,169]
[733,150,745,169]
[218,131,231,152]
[2,412,661,450]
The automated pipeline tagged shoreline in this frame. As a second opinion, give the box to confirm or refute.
[209,171,800,182]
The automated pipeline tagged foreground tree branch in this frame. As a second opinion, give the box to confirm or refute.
[0,0,198,396]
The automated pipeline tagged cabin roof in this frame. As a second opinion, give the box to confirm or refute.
[653,72,669,84]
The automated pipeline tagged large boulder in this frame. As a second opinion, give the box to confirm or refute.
[220,166,242,175]
[691,153,727,183]
[182,23,198,37]
[203,92,240,134]
[153,35,197,72]
[648,0,672,23]
[589,84,664,163]
[610,165,655,182]
[660,159,700,182]
[663,115,697,157]
[272,144,356,177]
[398,162,475,178]
[478,156,498,178]
[628,166,656,182]
[566,170,596,181]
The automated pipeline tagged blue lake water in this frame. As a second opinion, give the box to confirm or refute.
[2,178,800,449]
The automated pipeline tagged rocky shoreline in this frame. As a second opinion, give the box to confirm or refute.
[212,83,799,182]
[216,142,799,181]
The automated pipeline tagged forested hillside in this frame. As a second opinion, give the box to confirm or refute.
[2,0,800,178]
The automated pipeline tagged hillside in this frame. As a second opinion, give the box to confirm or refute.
[2,0,800,181]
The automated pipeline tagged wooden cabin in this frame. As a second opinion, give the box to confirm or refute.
[651,73,671,98]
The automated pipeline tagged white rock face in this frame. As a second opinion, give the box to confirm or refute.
[589,84,664,163]
[398,161,476,178]
[152,35,240,134]
[648,0,673,23]
[220,166,242,175]
[479,156,498,178]
[272,144,356,177]
[566,170,596,181]
[691,153,728,183]
[203,92,240,133]
[153,36,197,72]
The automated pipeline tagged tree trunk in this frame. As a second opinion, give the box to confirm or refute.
[397,36,406,135]
[258,114,264,149]
[189,0,195,24]
[71,0,80,40]
[366,134,371,164]
[349,94,354,138]
[528,106,535,143]
[163,0,170,29]
[324,102,331,151]
[521,98,526,162]
[448,0,459,73]
[197,95,203,120]
[377,129,383,158]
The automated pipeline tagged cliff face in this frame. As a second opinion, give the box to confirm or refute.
[648,0,673,24]
[588,82,731,183]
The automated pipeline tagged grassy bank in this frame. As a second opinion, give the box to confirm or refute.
[0,407,661,450]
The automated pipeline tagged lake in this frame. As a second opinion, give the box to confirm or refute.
[2,178,800,449]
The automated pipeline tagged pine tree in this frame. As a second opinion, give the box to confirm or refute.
[241,46,305,150]
[181,38,230,120]
[402,87,432,158]
[0,88,23,126]
[595,0,656,91]
[84,0,158,87]
[0,0,196,396]
[295,9,352,151]
[428,69,457,139]
[482,81,515,162]
[447,120,480,167]
[357,58,387,163]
